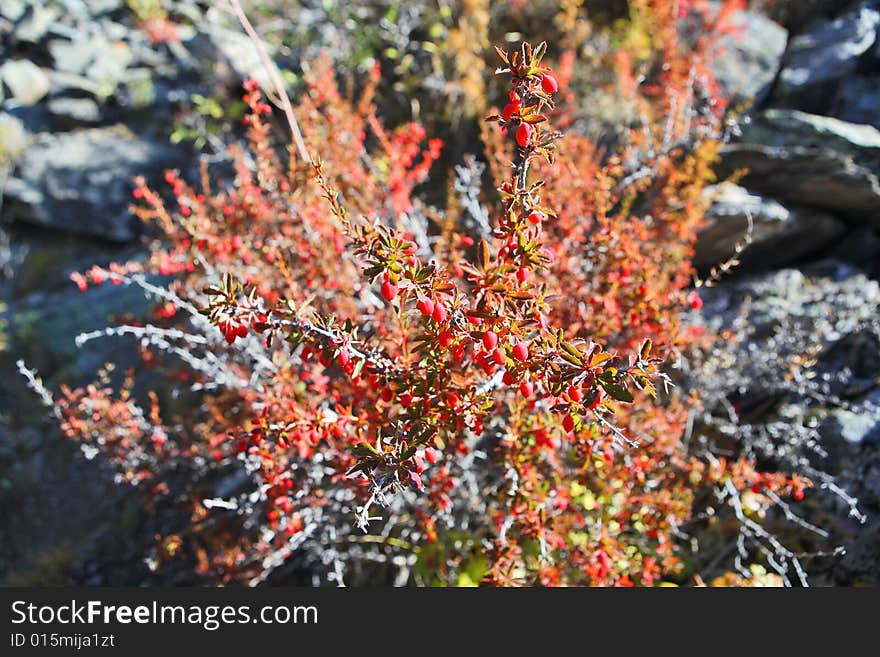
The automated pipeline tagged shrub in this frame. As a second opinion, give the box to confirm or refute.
[20,2,833,586]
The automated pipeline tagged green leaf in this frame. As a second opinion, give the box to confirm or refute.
[601,382,634,403]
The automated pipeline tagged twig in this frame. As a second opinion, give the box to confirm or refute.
[228,0,311,165]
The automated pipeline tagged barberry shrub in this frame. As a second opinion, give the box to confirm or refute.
[23,4,826,586]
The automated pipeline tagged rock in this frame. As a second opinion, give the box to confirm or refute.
[702,268,880,346]
[85,41,133,99]
[14,2,60,43]
[830,394,880,445]
[0,112,29,168]
[8,278,150,379]
[2,125,184,242]
[46,97,102,125]
[717,144,880,227]
[710,7,788,106]
[762,0,849,32]
[48,38,103,76]
[0,0,27,22]
[826,227,880,277]
[740,110,880,173]
[772,2,880,113]
[825,407,880,445]
[1,59,50,105]
[191,16,275,89]
[832,75,880,129]
[694,183,846,272]
[48,36,133,100]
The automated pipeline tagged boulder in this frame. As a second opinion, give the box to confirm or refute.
[46,97,102,125]
[739,109,880,173]
[825,403,880,445]
[832,75,880,129]
[2,124,184,242]
[1,59,50,105]
[717,144,880,227]
[772,2,880,113]
[694,183,846,272]
[0,112,29,168]
[710,7,788,106]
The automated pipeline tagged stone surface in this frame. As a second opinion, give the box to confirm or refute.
[710,7,788,106]
[740,109,880,172]
[718,144,880,226]
[825,408,880,445]
[46,97,102,125]
[832,75,880,128]
[772,2,880,112]
[1,59,50,105]
[3,125,182,242]
[0,112,29,168]
[695,183,846,272]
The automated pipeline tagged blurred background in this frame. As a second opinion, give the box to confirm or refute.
[1,0,878,585]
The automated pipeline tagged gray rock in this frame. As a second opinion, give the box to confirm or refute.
[710,8,788,106]
[48,38,102,76]
[773,3,880,112]
[740,110,880,173]
[832,75,880,129]
[0,112,29,168]
[827,227,880,277]
[717,144,880,227]
[703,268,880,342]
[197,17,274,88]
[46,97,102,125]
[824,408,880,445]
[3,125,182,242]
[1,60,50,105]
[14,3,60,43]
[695,183,846,272]
[0,0,27,22]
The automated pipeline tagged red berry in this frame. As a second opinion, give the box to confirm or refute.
[400,391,413,408]
[541,72,559,94]
[520,381,534,398]
[502,102,520,121]
[793,488,805,501]
[381,388,393,403]
[687,290,703,310]
[439,330,454,348]
[502,370,517,385]
[516,267,528,283]
[568,384,583,403]
[562,415,575,433]
[432,302,447,323]
[447,392,461,408]
[515,122,533,148]
[451,344,466,361]
[235,323,249,339]
[425,447,440,464]
[482,330,498,351]
[512,341,529,362]
[381,280,398,302]
[527,211,543,225]
[491,348,506,365]
[337,348,351,368]
[417,296,435,317]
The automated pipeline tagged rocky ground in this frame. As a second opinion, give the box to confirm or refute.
[1,1,879,585]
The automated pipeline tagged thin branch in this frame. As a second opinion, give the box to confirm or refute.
[228,0,311,165]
